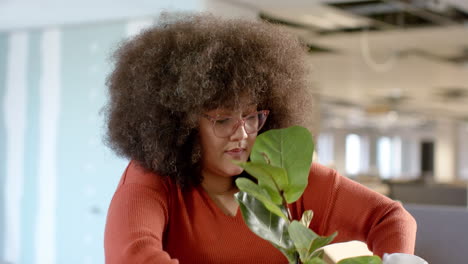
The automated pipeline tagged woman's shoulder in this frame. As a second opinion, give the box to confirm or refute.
[300,163,339,204]
[309,162,339,186]
[116,160,177,193]
[308,163,374,194]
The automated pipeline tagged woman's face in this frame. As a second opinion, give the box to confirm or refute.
[198,105,259,178]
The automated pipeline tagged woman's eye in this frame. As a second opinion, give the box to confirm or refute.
[215,118,231,125]
[246,115,257,120]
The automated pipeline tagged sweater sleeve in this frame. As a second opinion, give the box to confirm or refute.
[303,164,417,257]
[104,182,179,264]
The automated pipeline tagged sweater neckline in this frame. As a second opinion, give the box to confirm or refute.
[197,185,242,220]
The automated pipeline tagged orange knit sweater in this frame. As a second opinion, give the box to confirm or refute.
[104,161,416,264]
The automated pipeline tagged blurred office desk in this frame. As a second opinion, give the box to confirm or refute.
[387,180,468,206]
[405,204,468,264]
[353,175,390,196]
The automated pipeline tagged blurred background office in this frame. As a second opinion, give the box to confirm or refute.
[1,0,467,264]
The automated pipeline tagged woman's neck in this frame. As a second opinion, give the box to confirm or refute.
[200,170,238,196]
[200,170,240,216]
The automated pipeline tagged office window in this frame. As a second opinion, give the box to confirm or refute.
[377,136,402,179]
[346,134,361,175]
[459,125,468,180]
[317,133,334,165]
[359,135,370,174]
[401,137,421,179]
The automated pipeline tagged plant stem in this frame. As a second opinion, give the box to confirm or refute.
[281,192,293,221]
[262,152,293,221]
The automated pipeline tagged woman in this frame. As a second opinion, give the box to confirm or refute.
[104,13,416,264]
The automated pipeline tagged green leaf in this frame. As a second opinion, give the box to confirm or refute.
[235,191,297,263]
[308,232,337,258]
[251,126,314,203]
[235,162,288,204]
[300,210,314,228]
[313,250,324,259]
[288,220,319,261]
[288,221,337,262]
[304,257,327,264]
[235,178,287,219]
[337,256,382,264]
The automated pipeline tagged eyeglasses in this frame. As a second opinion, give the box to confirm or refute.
[202,110,270,138]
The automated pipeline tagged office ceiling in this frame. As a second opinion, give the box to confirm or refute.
[229,0,468,130]
[2,0,467,130]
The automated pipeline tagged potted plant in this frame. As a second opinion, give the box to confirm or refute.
[233,126,426,264]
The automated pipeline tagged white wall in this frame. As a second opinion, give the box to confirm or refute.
[0,0,202,31]
[0,3,204,264]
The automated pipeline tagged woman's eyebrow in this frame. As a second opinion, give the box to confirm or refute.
[211,104,257,116]
[243,106,258,114]
[214,110,233,116]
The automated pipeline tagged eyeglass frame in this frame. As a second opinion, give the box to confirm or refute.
[201,110,270,138]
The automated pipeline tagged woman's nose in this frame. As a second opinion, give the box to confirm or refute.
[229,120,249,140]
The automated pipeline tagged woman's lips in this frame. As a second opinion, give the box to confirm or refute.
[225,148,246,158]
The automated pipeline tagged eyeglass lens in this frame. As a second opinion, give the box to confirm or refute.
[214,112,266,137]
